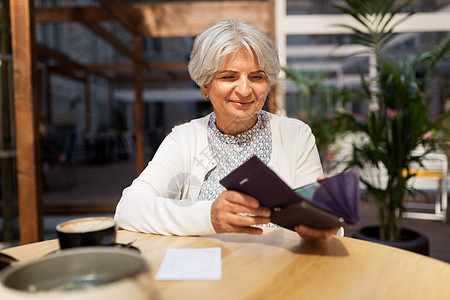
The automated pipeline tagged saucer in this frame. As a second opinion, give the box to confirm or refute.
[45,243,140,256]
[113,243,140,252]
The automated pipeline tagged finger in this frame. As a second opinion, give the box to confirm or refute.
[211,206,270,233]
[220,191,271,217]
[316,176,327,183]
[211,212,267,234]
[224,225,264,235]
[235,226,264,235]
[228,203,271,218]
[224,190,261,208]
[214,209,270,227]
[230,214,271,227]
[295,225,339,240]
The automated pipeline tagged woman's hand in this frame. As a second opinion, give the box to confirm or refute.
[211,190,271,234]
[294,175,339,240]
[294,225,340,240]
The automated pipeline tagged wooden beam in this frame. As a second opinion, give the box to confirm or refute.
[84,63,134,73]
[33,4,450,36]
[132,1,275,37]
[48,66,86,82]
[36,43,86,73]
[97,0,141,35]
[35,7,136,61]
[36,43,110,79]
[111,74,192,84]
[76,22,156,76]
[42,44,185,81]
[34,6,113,23]
[84,62,188,73]
[34,2,274,37]
[80,21,134,58]
[133,35,146,174]
[10,0,43,244]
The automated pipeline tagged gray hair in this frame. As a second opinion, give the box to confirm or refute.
[188,20,280,88]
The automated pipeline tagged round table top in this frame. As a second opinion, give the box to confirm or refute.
[1,228,449,299]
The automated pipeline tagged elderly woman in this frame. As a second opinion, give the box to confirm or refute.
[114,20,340,240]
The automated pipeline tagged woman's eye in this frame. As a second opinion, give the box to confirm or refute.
[221,76,235,80]
[251,73,266,80]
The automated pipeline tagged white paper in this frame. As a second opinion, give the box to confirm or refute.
[155,247,222,281]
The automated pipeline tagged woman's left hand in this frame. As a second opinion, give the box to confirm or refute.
[293,175,339,240]
[294,225,340,240]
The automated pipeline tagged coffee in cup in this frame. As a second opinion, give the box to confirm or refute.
[56,217,117,249]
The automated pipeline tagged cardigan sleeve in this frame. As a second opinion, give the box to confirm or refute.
[114,122,216,236]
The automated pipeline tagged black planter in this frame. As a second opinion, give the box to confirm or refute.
[353,226,429,256]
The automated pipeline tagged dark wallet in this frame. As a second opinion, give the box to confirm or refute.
[219,156,360,230]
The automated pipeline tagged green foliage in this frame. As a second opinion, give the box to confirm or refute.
[283,67,362,172]
[333,0,414,57]
[285,0,449,241]
[338,41,449,241]
[331,0,449,241]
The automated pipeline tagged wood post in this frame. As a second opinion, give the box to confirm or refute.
[10,0,43,244]
[133,35,145,175]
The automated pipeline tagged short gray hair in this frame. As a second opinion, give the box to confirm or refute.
[188,20,280,88]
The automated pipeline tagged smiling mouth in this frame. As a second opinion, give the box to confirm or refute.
[230,100,254,106]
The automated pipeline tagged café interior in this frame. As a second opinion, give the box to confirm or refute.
[0,1,449,298]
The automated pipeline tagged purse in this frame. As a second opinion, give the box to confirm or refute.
[220,155,360,230]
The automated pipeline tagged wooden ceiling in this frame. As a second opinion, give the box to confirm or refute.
[33,1,275,82]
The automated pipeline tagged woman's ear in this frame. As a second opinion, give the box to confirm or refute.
[201,87,209,101]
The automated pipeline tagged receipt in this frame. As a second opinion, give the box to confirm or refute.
[155,247,222,280]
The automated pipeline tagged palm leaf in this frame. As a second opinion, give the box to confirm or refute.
[333,0,415,57]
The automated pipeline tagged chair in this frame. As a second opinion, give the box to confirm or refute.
[403,152,448,222]
[42,131,77,189]
[120,130,154,162]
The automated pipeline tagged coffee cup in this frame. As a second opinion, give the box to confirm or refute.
[56,217,117,249]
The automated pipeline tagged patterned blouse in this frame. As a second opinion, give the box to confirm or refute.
[198,110,272,202]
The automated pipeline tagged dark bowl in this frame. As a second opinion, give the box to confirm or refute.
[56,217,117,249]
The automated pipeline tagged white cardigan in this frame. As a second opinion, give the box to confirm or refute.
[114,112,323,236]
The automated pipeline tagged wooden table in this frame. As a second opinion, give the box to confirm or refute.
[1,228,449,299]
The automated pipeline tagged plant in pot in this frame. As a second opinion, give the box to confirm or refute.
[333,0,450,254]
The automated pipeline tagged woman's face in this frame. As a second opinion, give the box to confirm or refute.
[202,47,269,135]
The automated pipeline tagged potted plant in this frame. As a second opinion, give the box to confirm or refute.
[282,67,360,174]
[333,0,450,253]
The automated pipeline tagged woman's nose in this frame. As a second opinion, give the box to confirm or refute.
[235,77,252,97]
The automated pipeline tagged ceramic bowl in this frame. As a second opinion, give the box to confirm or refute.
[0,247,153,300]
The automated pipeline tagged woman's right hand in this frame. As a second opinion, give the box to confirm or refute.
[211,190,271,234]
